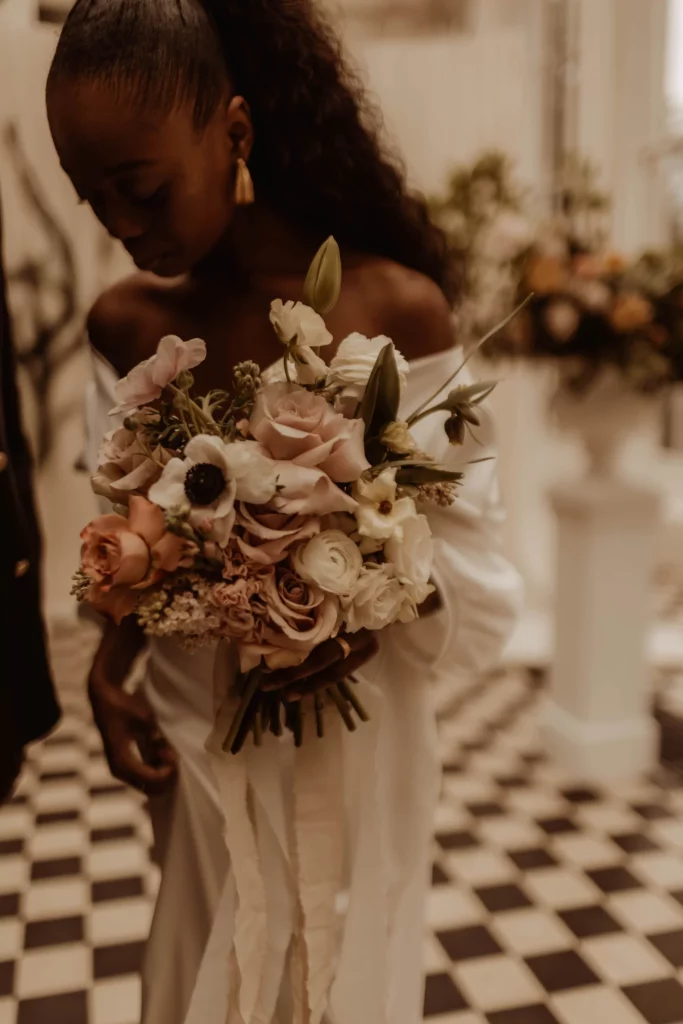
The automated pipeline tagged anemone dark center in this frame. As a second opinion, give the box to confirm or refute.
[184,463,226,506]
[378,500,393,515]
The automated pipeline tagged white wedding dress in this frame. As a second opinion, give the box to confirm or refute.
[86,345,522,1024]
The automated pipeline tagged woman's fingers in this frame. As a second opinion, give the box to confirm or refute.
[285,633,380,700]
[285,649,373,700]
[110,742,176,795]
[261,631,378,691]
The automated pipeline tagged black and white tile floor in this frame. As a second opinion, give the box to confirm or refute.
[5,626,683,1023]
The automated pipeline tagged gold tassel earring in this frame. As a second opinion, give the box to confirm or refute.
[235,157,255,206]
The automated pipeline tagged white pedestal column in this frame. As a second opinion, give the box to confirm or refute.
[543,478,659,781]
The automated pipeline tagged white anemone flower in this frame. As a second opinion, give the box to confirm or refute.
[353,467,418,549]
[148,436,277,546]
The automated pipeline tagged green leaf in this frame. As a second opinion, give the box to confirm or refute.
[360,343,402,465]
[395,465,464,487]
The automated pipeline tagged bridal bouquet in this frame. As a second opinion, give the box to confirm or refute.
[73,239,495,752]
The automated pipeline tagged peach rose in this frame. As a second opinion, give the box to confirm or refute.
[237,568,339,672]
[92,425,171,504]
[250,382,369,482]
[80,496,197,623]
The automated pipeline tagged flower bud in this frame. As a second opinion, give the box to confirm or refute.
[176,369,195,390]
[303,236,342,315]
[445,414,466,446]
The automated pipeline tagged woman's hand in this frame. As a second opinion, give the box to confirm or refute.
[261,630,380,701]
[89,620,177,796]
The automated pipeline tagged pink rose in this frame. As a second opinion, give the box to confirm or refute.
[234,504,321,565]
[237,567,339,671]
[250,382,369,482]
[92,425,171,504]
[80,496,197,623]
[111,335,207,415]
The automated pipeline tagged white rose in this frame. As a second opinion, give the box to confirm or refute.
[342,563,411,633]
[269,299,333,349]
[384,514,434,600]
[328,333,409,402]
[293,530,363,595]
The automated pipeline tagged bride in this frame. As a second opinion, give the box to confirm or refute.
[47,1,522,1021]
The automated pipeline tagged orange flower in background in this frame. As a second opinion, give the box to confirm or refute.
[609,293,654,334]
[525,254,566,295]
[602,251,627,275]
[573,254,604,280]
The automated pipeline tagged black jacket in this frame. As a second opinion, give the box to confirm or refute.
[0,214,60,747]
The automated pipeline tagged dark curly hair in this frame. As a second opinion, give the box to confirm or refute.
[47,0,456,301]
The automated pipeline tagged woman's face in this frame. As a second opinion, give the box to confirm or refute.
[47,78,238,277]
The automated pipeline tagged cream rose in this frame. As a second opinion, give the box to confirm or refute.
[327,333,409,402]
[293,530,363,595]
[341,563,413,633]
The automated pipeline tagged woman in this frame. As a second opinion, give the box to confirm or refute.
[46,2,522,1022]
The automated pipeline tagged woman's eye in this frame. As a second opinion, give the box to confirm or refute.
[124,185,167,208]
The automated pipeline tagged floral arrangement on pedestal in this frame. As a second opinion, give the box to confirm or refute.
[433,154,683,475]
[434,152,676,398]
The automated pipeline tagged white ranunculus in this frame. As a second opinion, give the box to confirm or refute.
[384,513,434,596]
[327,334,409,402]
[222,441,278,505]
[342,563,411,633]
[293,530,363,596]
[353,468,417,545]
[269,299,333,349]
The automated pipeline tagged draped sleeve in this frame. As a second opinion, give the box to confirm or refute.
[396,347,523,675]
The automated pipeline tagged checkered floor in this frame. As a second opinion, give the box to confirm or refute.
[4,627,683,1022]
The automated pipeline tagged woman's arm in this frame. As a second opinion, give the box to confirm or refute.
[89,617,177,794]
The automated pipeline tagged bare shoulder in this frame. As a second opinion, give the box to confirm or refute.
[355,259,455,361]
[87,272,178,377]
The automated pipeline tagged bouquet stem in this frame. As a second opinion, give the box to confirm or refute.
[314,692,325,738]
[338,680,370,722]
[222,669,262,753]
[327,686,357,732]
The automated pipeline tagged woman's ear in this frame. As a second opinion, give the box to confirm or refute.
[226,96,254,161]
